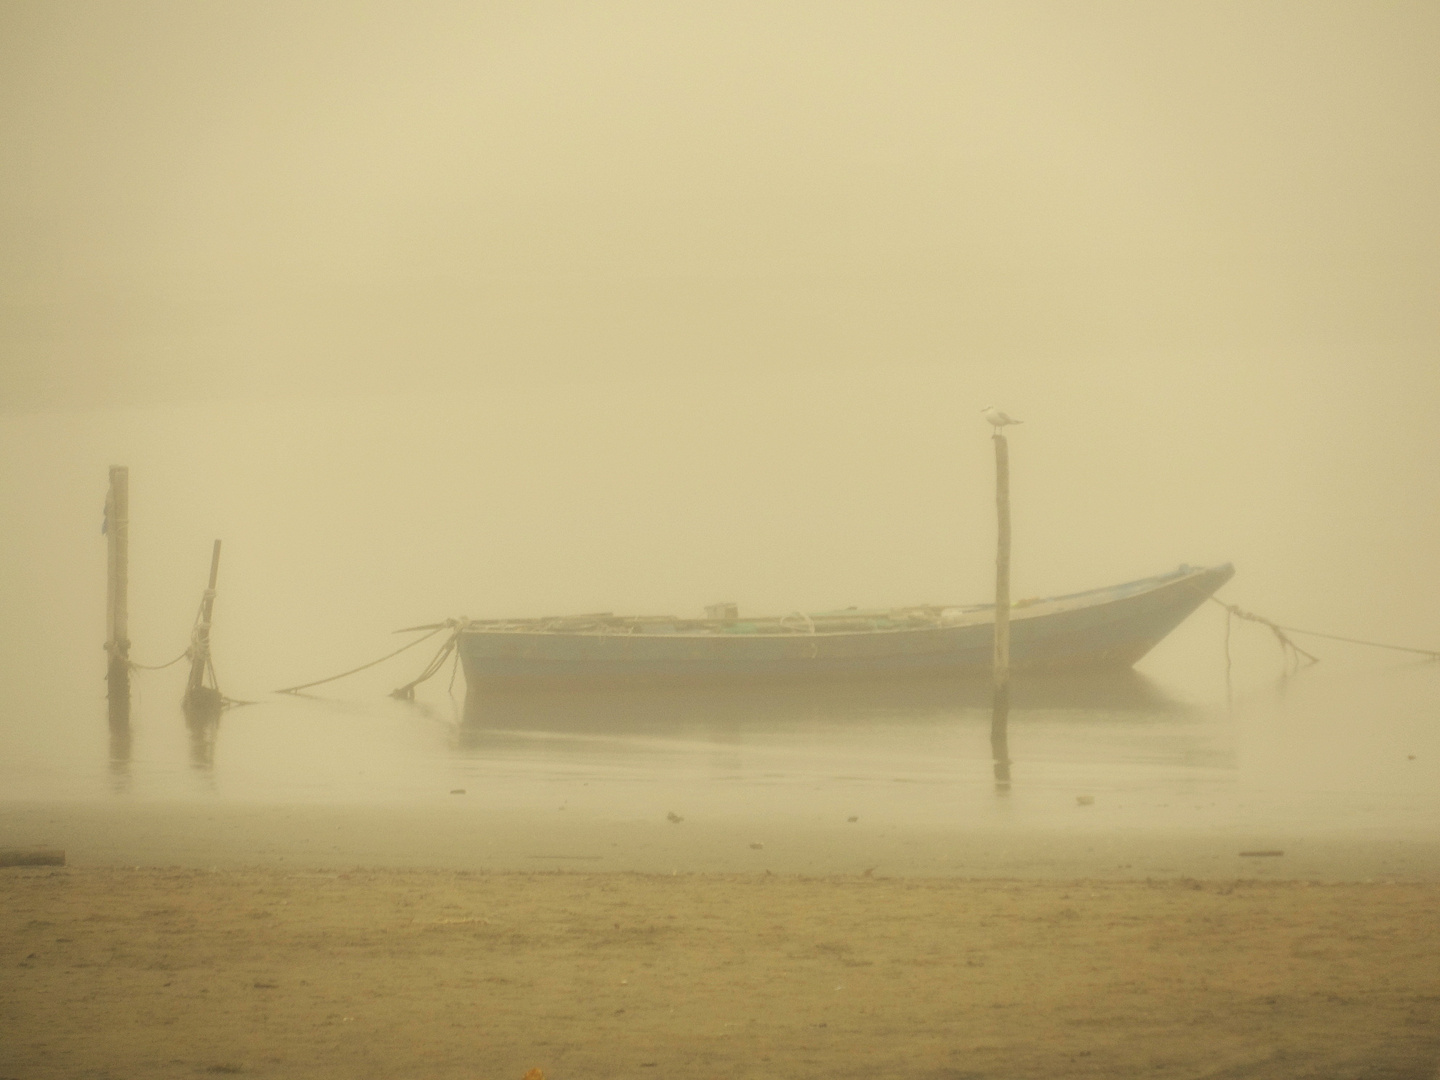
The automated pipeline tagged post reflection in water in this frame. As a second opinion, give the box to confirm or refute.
[990,684,1012,791]
[457,670,1185,748]
[183,698,223,773]
[107,717,131,793]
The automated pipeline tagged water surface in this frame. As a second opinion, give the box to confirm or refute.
[2,395,1437,850]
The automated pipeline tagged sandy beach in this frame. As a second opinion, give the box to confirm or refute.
[3,801,1440,1079]
[3,866,1438,1080]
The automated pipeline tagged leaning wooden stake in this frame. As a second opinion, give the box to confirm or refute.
[105,466,131,727]
[991,432,1012,787]
[183,539,224,717]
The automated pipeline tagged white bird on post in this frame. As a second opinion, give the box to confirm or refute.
[981,406,1022,433]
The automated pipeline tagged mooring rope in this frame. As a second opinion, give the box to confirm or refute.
[127,647,190,671]
[1256,624,1440,658]
[128,584,221,672]
[390,636,457,700]
[1211,599,1319,670]
[392,618,471,700]
[274,625,448,695]
[1210,597,1440,663]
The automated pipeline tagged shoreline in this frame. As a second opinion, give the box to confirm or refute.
[5,799,1440,881]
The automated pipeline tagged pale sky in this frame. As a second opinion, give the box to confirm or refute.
[2,2,1438,676]
[3,1,1437,408]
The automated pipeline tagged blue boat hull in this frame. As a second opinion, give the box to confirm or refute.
[457,563,1233,688]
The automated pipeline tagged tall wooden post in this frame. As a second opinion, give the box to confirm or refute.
[991,433,1012,786]
[105,466,130,727]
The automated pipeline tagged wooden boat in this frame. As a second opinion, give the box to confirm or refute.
[456,563,1233,688]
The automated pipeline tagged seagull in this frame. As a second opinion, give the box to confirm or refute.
[981,406,1023,432]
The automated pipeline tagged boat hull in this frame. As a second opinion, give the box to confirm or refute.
[457,563,1233,688]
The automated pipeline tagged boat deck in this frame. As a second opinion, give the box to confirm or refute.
[459,564,1224,640]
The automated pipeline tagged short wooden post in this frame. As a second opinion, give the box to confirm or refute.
[183,539,224,718]
[991,432,1012,787]
[105,466,130,727]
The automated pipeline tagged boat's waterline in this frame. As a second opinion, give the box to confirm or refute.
[457,563,1235,687]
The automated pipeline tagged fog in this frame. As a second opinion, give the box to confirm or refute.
[6,4,1440,399]
[5,17,1440,1071]
[2,3,1439,690]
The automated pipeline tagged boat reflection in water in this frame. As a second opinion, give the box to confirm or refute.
[459,668,1187,741]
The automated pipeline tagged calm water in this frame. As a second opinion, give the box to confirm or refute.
[2,393,1438,842]
[3,639,1437,843]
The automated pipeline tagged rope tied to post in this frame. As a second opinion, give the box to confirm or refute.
[1209,596,1440,669]
[126,646,190,671]
[1211,599,1320,671]
[125,570,224,674]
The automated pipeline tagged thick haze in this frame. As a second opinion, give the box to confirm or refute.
[2,2,1438,693]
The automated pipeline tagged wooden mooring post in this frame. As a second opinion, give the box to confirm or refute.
[991,431,1012,788]
[183,539,224,718]
[104,466,130,727]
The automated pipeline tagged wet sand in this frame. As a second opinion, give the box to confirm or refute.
[4,802,1440,1078]
[5,799,1440,881]
[4,863,1439,1080]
